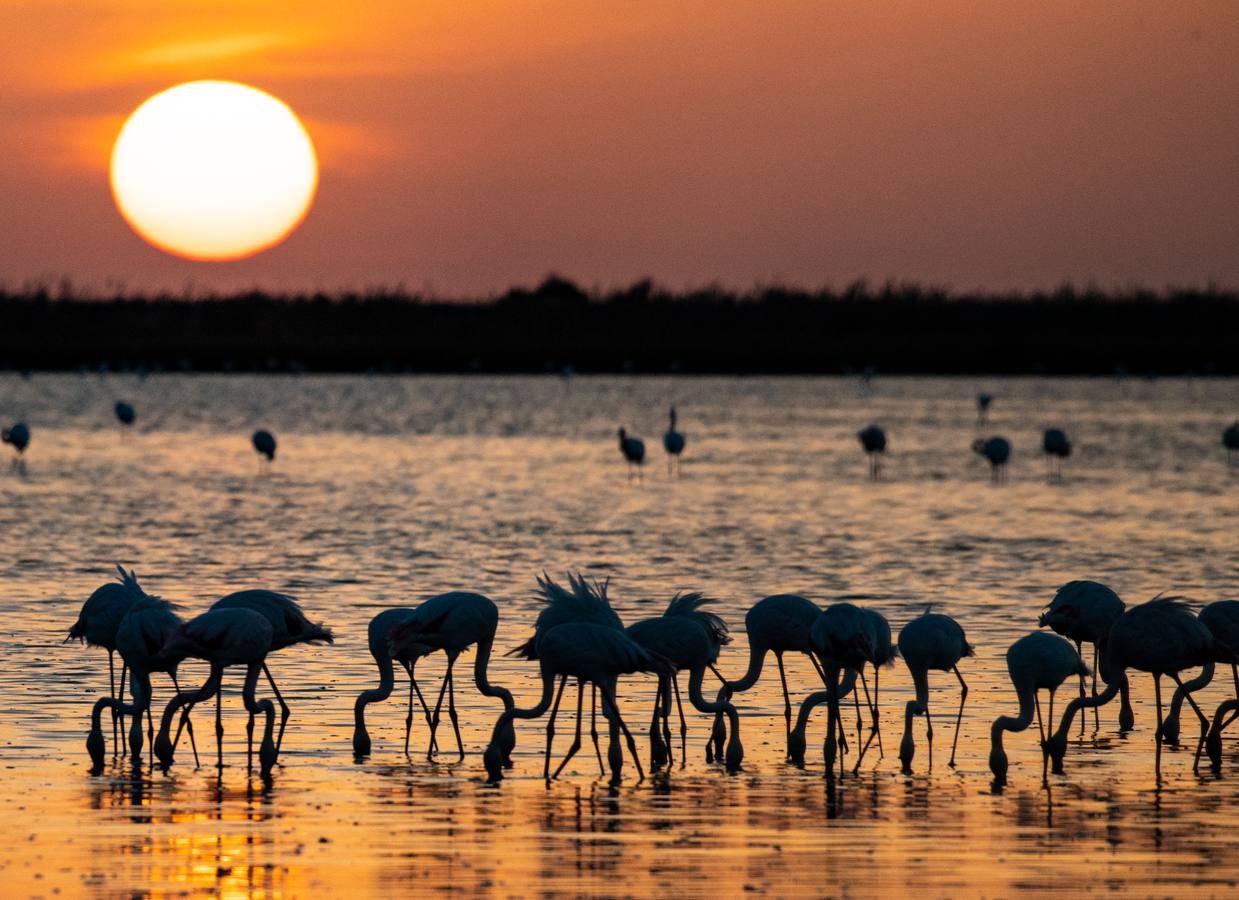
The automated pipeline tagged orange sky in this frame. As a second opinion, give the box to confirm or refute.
[2,1,1237,295]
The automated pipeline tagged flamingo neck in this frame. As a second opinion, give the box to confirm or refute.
[473,635,514,711]
[724,644,766,694]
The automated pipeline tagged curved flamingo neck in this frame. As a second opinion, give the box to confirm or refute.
[1050,671,1124,745]
[724,643,766,694]
[355,654,396,723]
[473,634,514,711]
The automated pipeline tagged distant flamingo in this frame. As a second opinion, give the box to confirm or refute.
[972,436,1011,483]
[1039,580,1133,732]
[352,608,439,759]
[3,421,30,472]
[988,632,1087,786]
[1045,597,1215,781]
[386,592,516,762]
[1042,428,1071,481]
[210,590,333,754]
[1163,600,1239,749]
[114,401,136,429]
[153,608,279,776]
[857,425,886,481]
[897,610,974,773]
[618,427,645,481]
[483,621,673,785]
[663,407,686,476]
[252,429,277,467]
[976,393,993,425]
[1224,422,1239,465]
[626,593,741,772]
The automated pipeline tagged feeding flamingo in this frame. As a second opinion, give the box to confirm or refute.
[618,427,645,481]
[897,610,974,773]
[972,436,1011,483]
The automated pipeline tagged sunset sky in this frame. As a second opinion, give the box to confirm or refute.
[2,1,1237,296]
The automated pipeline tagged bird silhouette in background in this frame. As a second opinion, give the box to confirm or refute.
[507,572,624,777]
[626,592,742,772]
[972,436,1011,483]
[1161,600,1239,751]
[353,608,441,759]
[662,407,686,477]
[386,592,516,762]
[483,620,673,785]
[210,590,333,756]
[1224,422,1239,465]
[3,421,30,473]
[897,610,974,773]
[976,393,993,425]
[85,580,200,774]
[857,424,886,481]
[252,429,277,469]
[988,631,1088,787]
[114,401,136,431]
[1038,580,1132,733]
[153,607,279,776]
[618,427,645,481]
[1042,428,1071,482]
[1045,597,1216,782]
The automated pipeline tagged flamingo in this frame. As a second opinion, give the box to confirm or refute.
[67,565,148,754]
[1038,580,1133,732]
[153,607,279,776]
[663,407,686,476]
[988,631,1087,786]
[857,425,886,481]
[508,572,623,775]
[385,592,516,762]
[972,436,1011,483]
[210,590,333,755]
[114,401,136,429]
[482,621,673,785]
[252,429,277,467]
[1201,600,1239,769]
[353,608,440,758]
[1042,428,1070,481]
[897,610,974,773]
[625,592,741,772]
[1045,597,1216,781]
[976,392,993,425]
[1163,599,1239,749]
[85,588,200,773]
[1224,422,1239,465]
[618,427,645,481]
[3,421,30,472]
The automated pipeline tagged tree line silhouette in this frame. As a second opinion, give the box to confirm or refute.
[1,277,1235,374]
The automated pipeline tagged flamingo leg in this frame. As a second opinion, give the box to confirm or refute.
[117,661,128,756]
[169,672,200,768]
[1153,675,1164,783]
[872,667,884,757]
[1034,691,1048,783]
[590,682,605,775]
[406,661,439,754]
[823,671,840,781]
[775,652,793,753]
[1168,671,1211,772]
[262,663,291,757]
[853,669,882,772]
[109,652,119,757]
[552,678,586,780]
[445,658,464,761]
[671,675,688,765]
[427,662,450,761]
[1074,641,1086,735]
[402,661,416,755]
[602,683,644,783]
[949,665,968,769]
[215,687,224,770]
[648,678,668,770]
[544,675,568,780]
[1091,644,1101,730]
[661,677,674,767]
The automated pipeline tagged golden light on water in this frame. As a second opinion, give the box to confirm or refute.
[109,81,318,261]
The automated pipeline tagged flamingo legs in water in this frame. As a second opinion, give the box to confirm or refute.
[1168,671,1211,772]
[647,677,669,770]
[1153,675,1164,782]
[401,660,438,756]
[599,682,644,785]
[775,652,793,753]
[544,676,569,779]
[949,664,969,768]
[428,656,465,761]
[551,679,587,780]
[671,675,688,765]
[262,663,292,756]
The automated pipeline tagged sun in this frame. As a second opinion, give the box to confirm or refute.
[110,80,318,261]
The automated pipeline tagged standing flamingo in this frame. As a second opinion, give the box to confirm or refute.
[252,429,277,467]
[897,610,974,773]
[115,401,136,429]
[210,590,333,754]
[1045,597,1216,781]
[482,621,672,785]
[663,407,686,476]
[618,427,645,481]
[3,421,30,472]
[1224,422,1239,465]
[1039,580,1133,732]
[1042,428,1071,481]
[353,608,440,758]
[988,632,1087,786]
[153,607,279,776]
[857,425,886,481]
[386,592,516,762]
[976,393,993,425]
[972,436,1011,483]
[626,592,741,772]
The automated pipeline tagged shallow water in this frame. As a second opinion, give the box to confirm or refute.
[0,373,1236,897]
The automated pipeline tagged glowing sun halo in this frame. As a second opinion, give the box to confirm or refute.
[110,80,318,261]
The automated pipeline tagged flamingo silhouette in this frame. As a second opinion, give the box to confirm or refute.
[1162,600,1239,749]
[1199,600,1239,769]
[210,590,333,755]
[85,587,200,773]
[625,592,742,772]
[1045,597,1216,782]
[352,608,440,759]
[976,393,993,425]
[972,436,1011,484]
[385,592,516,762]
[662,407,686,476]
[1224,422,1239,465]
[1042,428,1071,481]
[988,632,1087,786]
[1038,580,1133,732]
[252,430,277,467]
[153,607,279,776]
[897,610,974,773]
[857,425,886,481]
[482,621,672,785]
[3,421,30,472]
[618,427,645,481]
[114,401,136,429]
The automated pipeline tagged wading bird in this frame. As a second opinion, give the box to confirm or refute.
[976,393,993,425]
[210,590,333,754]
[1042,428,1071,481]
[386,592,516,762]
[857,425,886,481]
[483,621,672,785]
[3,421,30,471]
[897,610,974,773]
[115,401,136,429]
[972,436,1011,483]
[154,607,279,776]
[1045,597,1215,782]
[353,608,439,758]
[1225,422,1239,465]
[1038,580,1132,732]
[252,429,277,466]
[625,592,741,772]
[1162,599,1239,750]
[663,407,686,476]
[618,427,645,481]
[988,632,1088,786]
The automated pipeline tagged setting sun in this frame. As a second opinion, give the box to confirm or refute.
[109,80,317,261]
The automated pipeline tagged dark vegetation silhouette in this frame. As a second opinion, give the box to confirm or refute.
[1,277,1236,374]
